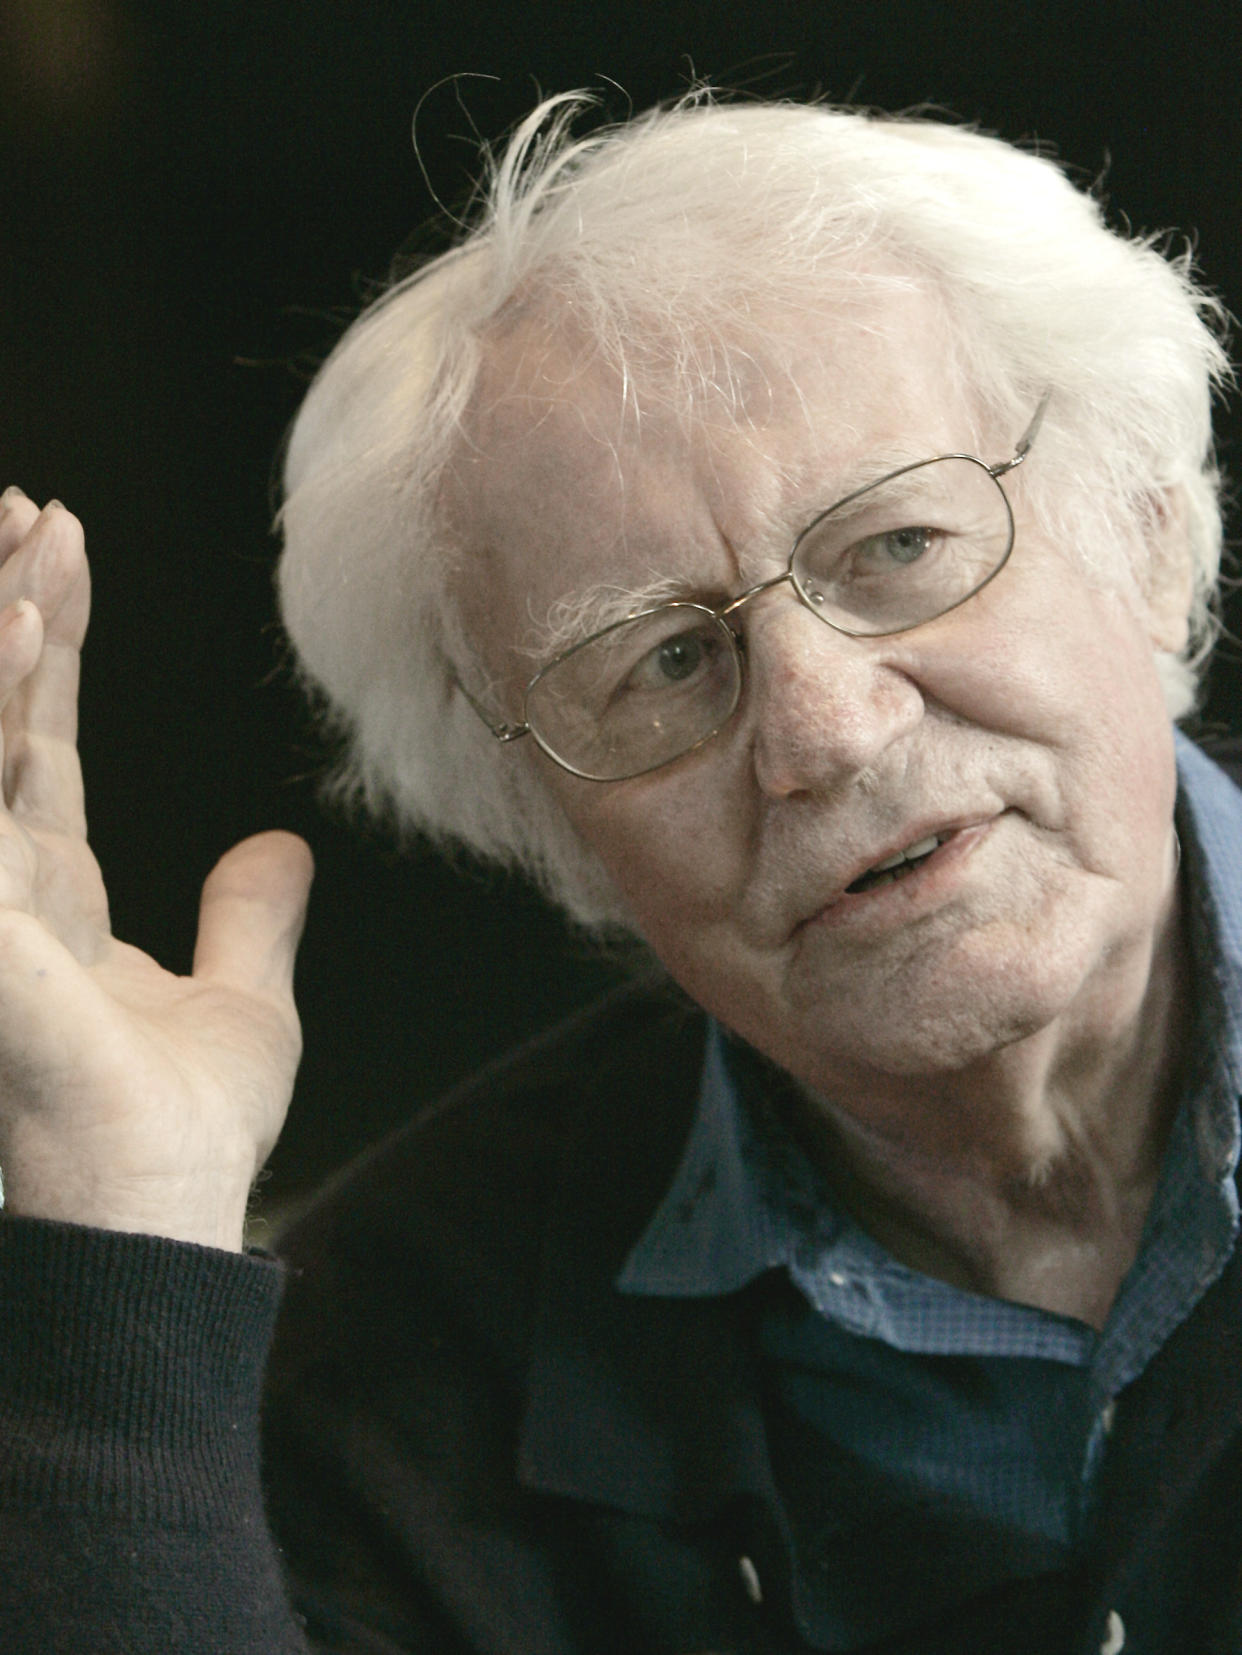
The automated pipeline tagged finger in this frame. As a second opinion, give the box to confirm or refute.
[0,500,90,652]
[0,501,89,755]
[193,831,315,1000]
[0,600,47,697]
[3,712,87,836]
[0,487,40,563]
[0,507,92,834]
[0,601,50,884]
[0,596,47,791]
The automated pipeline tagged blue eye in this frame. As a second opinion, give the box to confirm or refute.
[616,624,725,694]
[867,526,936,566]
[652,634,707,682]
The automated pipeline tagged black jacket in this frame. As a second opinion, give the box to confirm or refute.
[266,980,1242,1654]
[3,979,1242,1652]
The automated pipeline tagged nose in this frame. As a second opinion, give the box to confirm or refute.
[741,600,926,798]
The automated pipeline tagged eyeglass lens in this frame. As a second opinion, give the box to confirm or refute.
[790,456,1012,636]
[526,454,1014,781]
[525,604,742,780]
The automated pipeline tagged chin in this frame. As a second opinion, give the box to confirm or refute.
[780,917,1105,1083]
[836,995,1060,1079]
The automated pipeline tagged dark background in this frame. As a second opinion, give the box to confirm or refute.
[4,1,1241,1222]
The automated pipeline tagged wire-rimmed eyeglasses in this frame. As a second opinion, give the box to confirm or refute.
[464,396,1050,782]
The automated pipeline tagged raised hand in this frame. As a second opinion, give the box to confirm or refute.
[0,489,313,1251]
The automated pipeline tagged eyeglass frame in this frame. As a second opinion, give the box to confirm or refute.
[463,393,1051,782]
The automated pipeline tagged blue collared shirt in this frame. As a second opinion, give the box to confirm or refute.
[620,733,1242,1631]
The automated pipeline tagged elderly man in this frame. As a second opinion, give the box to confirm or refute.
[0,95,1237,1654]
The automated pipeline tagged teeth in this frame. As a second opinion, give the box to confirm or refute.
[903,833,941,861]
[844,832,950,897]
[870,849,909,872]
[870,833,941,874]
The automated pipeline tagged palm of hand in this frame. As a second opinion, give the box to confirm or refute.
[0,491,312,1250]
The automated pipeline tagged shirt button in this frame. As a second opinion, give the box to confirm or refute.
[1099,1608,1125,1654]
[738,1555,763,1605]
[828,1270,849,1288]
[1100,1400,1117,1435]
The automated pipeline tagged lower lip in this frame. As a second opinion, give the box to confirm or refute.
[806,820,998,932]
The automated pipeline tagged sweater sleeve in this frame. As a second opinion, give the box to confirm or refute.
[0,1215,313,1655]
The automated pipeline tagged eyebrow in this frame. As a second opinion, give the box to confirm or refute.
[798,444,958,506]
[526,573,697,661]
[808,456,956,522]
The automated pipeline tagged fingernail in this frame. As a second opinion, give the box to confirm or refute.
[1,485,27,506]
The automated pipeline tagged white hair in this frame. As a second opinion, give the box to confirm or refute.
[278,91,1232,929]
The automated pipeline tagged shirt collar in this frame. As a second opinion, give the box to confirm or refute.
[616,1019,785,1294]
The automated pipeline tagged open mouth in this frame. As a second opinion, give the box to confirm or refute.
[845,832,947,896]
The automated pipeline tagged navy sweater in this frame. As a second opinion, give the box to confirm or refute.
[3,982,1242,1652]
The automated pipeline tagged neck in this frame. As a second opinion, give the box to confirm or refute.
[787,869,1190,1329]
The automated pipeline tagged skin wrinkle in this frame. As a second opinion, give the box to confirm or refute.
[469,286,989,675]
[279,102,1229,953]
[795,871,1188,1312]
[524,440,989,665]
[454,286,1191,1326]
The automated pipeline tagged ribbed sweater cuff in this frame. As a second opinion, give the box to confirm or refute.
[0,1216,284,1526]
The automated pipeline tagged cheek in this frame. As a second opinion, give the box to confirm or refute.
[932,567,1165,744]
[549,767,752,942]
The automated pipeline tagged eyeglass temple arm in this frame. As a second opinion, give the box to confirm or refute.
[456,677,531,744]
[989,390,1052,479]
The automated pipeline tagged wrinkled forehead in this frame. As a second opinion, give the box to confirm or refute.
[446,316,742,565]
[442,290,973,666]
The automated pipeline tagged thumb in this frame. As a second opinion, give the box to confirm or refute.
[192,830,314,997]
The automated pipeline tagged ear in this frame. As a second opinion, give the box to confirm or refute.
[1137,487,1193,654]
